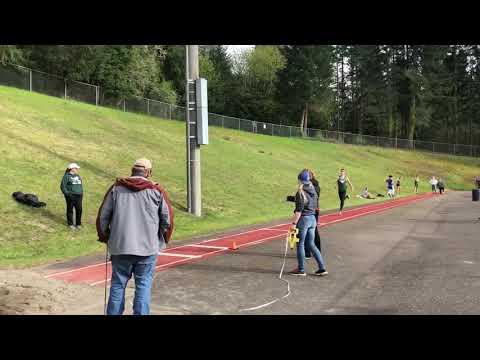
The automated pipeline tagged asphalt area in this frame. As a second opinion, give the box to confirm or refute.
[146,191,480,314]
[27,191,480,314]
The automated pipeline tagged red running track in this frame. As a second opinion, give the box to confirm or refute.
[45,192,437,286]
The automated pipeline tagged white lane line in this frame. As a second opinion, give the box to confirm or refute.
[195,248,229,256]
[200,226,289,244]
[186,244,229,250]
[90,278,111,286]
[320,206,400,226]
[90,257,194,286]
[234,233,286,249]
[52,232,265,279]
[319,199,424,227]
[156,258,192,270]
[159,252,200,259]
[53,194,432,280]
[45,262,109,278]
[82,196,435,286]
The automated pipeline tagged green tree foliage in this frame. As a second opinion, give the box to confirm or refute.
[19,45,177,104]
[276,45,334,128]
[3,45,480,146]
[20,45,99,80]
[202,46,234,114]
[333,45,480,145]
[93,45,176,103]
[0,45,24,65]
[162,46,186,103]
[229,45,286,122]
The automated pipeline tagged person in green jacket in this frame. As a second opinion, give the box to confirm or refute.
[60,163,83,229]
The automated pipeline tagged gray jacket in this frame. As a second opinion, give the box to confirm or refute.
[294,183,318,217]
[98,177,170,256]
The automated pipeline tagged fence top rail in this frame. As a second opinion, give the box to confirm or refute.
[65,78,98,88]
[6,62,98,87]
[23,65,64,80]
[5,62,31,72]
[1,63,478,150]
[146,98,171,106]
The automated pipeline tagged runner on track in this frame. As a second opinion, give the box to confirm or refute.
[337,168,354,215]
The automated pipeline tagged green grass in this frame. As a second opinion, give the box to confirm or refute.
[1,85,479,268]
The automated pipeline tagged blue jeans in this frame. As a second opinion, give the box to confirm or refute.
[107,254,157,315]
[304,210,321,257]
[297,215,326,273]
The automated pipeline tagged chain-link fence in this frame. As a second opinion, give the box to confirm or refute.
[1,62,479,158]
[1,63,99,105]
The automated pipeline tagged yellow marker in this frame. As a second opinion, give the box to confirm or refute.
[287,228,299,249]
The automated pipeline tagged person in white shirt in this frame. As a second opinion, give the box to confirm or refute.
[429,176,438,193]
[357,187,375,199]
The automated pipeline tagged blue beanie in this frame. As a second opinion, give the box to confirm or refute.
[298,170,310,184]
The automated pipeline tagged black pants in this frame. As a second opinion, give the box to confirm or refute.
[439,187,444,194]
[339,191,347,211]
[305,211,321,256]
[65,194,83,226]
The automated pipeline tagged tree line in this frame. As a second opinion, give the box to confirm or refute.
[1,45,479,145]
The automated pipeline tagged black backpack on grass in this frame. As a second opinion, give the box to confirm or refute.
[12,192,46,208]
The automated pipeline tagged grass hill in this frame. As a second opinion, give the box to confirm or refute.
[1,85,479,268]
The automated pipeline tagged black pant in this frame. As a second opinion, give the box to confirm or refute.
[65,194,83,226]
[305,211,321,256]
[339,191,347,211]
[439,187,444,194]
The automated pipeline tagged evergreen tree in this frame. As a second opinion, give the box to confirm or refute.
[276,45,334,129]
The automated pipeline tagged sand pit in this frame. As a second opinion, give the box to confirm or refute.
[0,269,109,315]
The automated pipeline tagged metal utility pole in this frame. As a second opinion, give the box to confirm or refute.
[186,45,202,216]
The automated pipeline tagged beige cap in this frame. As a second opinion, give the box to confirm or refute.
[68,163,80,169]
[133,158,152,169]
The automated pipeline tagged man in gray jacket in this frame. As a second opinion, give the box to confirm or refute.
[96,158,173,315]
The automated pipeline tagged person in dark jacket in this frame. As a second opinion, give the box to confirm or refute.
[286,169,322,256]
[437,178,446,194]
[304,169,321,258]
[60,163,83,230]
[289,170,328,276]
[337,168,354,215]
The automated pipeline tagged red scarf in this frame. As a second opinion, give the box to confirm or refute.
[96,177,175,244]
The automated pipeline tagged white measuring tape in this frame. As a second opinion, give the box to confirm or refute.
[239,234,291,312]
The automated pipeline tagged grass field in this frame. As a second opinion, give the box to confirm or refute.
[1,85,479,268]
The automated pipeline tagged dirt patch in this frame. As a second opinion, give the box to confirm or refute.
[0,269,107,315]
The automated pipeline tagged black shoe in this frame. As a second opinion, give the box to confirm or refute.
[290,269,306,276]
[314,269,328,276]
[305,255,312,260]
